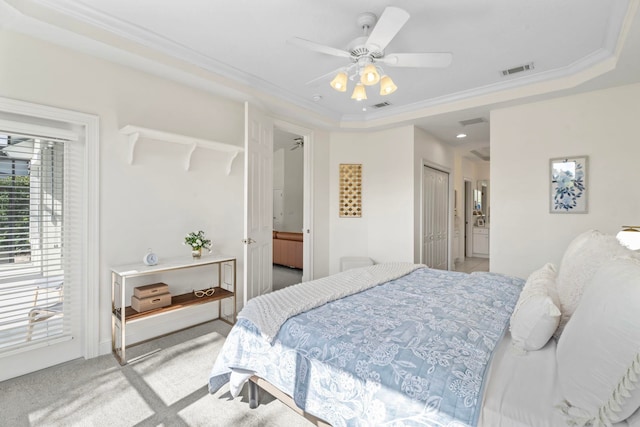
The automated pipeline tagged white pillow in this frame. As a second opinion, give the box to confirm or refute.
[555,229,637,337]
[509,263,560,352]
[557,257,640,425]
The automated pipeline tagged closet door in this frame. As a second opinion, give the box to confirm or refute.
[423,166,449,270]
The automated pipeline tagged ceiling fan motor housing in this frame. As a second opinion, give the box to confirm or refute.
[349,39,384,59]
[348,12,385,59]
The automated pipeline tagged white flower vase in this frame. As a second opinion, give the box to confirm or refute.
[191,248,202,259]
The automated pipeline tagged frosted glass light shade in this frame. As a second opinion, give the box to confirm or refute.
[351,83,367,101]
[379,75,397,95]
[330,72,348,92]
[360,64,380,86]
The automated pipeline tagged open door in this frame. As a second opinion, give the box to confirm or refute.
[243,102,274,304]
[273,120,314,283]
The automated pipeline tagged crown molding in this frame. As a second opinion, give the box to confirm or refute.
[3,0,636,130]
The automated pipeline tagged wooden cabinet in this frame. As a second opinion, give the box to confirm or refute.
[473,227,490,257]
[111,254,236,365]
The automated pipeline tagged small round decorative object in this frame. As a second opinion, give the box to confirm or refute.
[143,249,158,266]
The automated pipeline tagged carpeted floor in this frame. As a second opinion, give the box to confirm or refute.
[272,265,302,291]
[0,321,313,427]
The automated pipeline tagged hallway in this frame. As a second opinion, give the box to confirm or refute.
[454,257,489,273]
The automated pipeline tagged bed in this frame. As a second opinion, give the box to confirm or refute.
[209,230,640,427]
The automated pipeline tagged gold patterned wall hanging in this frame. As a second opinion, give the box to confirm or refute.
[339,163,362,217]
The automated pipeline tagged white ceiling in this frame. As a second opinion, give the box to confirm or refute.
[2,0,639,156]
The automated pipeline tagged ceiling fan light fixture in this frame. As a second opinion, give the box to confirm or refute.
[360,64,380,86]
[291,7,453,105]
[351,83,368,101]
[330,72,348,92]
[379,75,397,95]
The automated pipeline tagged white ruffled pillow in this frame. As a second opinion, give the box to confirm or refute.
[557,257,640,426]
[555,229,638,337]
[509,263,560,352]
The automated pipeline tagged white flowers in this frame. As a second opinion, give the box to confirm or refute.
[184,230,211,250]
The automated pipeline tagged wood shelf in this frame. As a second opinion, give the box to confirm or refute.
[115,288,234,322]
[119,125,243,173]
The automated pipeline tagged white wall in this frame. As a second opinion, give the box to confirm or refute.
[273,148,285,189]
[491,83,640,278]
[328,127,415,274]
[326,126,454,273]
[310,129,331,279]
[0,30,245,351]
[272,146,303,232]
[273,148,284,229]
[282,146,304,232]
[0,29,340,356]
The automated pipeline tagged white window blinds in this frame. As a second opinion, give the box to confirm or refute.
[0,133,81,353]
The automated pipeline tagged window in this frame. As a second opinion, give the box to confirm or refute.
[0,99,98,380]
[0,134,69,351]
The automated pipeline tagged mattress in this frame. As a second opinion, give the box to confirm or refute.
[480,332,639,427]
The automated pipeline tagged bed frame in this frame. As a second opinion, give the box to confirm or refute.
[248,376,331,426]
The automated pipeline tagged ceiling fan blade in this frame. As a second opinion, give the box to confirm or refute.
[365,7,410,52]
[287,37,352,59]
[379,52,453,68]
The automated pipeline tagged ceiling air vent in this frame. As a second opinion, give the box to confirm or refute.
[459,117,486,126]
[501,62,535,77]
[371,101,391,109]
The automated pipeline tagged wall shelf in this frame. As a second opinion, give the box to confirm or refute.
[119,125,243,174]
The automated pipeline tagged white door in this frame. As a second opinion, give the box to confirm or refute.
[423,166,449,270]
[0,104,99,381]
[243,102,273,305]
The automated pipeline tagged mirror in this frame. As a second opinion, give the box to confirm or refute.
[474,180,489,225]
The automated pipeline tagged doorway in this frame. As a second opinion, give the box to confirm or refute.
[272,129,304,291]
[464,180,473,258]
[242,106,314,305]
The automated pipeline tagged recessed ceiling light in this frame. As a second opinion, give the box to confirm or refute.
[312,94,322,102]
[456,133,467,139]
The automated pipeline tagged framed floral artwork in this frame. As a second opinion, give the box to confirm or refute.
[550,156,588,213]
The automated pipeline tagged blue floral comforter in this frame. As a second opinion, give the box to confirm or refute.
[209,267,524,426]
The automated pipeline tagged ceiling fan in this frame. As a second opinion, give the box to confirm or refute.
[290,137,304,151]
[288,6,453,100]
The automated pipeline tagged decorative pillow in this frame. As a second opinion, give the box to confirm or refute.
[557,257,640,426]
[555,229,638,337]
[509,263,560,352]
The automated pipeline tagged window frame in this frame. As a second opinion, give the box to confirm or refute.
[0,97,99,373]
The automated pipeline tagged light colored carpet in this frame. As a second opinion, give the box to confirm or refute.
[272,265,302,291]
[0,321,313,427]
